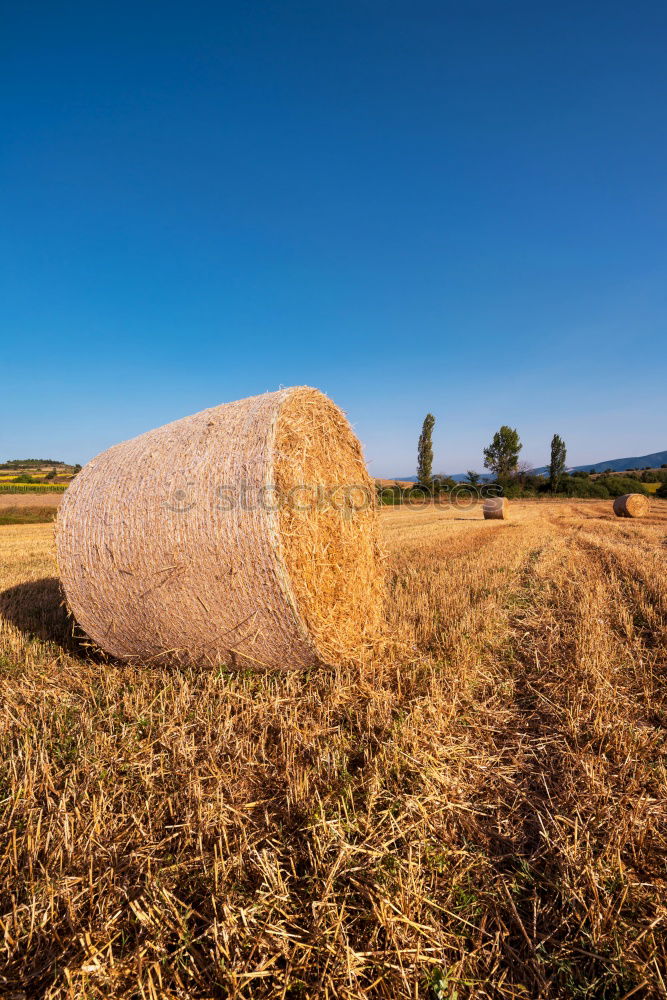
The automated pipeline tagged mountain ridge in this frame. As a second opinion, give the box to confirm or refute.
[388,449,667,483]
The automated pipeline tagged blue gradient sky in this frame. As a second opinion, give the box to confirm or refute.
[2,1,666,476]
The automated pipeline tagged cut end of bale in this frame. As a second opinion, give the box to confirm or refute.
[483,497,509,520]
[613,493,650,518]
[274,388,383,665]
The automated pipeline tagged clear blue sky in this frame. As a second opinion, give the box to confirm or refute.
[2,1,666,476]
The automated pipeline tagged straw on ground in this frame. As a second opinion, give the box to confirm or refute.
[1,498,666,998]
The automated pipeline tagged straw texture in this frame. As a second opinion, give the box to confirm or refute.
[483,497,509,520]
[613,493,650,518]
[56,388,382,669]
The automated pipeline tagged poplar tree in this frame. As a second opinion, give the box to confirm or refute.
[417,414,435,488]
[549,434,567,492]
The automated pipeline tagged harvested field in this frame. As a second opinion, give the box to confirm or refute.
[1,500,666,998]
[0,492,63,509]
[0,507,57,526]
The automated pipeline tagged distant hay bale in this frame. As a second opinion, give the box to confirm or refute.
[613,493,650,519]
[56,387,383,669]
[483,497,509,520]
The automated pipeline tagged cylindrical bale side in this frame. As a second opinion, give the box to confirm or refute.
[613,493,650,518]
[56,387,383,669]
[483,497,509,520]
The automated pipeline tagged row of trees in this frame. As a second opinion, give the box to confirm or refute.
[415,416,661,498]
[418,417,554,487]
[479,425,566,492]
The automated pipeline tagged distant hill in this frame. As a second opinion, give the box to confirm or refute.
[387,473,487,483]
[0,459,68,469]
[390,449,667,483]
[531,449,667,477]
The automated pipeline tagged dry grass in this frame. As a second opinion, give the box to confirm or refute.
[1,500,666,998]
[0,494,63,510]
[0,508,58,526]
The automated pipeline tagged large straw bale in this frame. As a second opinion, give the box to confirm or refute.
[483,496,509,520]
[56,387,383,669]
[613,493,650,518]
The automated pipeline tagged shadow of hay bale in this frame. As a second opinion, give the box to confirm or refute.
[0,577,104,660]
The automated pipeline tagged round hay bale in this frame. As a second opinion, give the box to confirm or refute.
[613,493,650,518]
[56,388,383,669]
[483,496,509,520]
